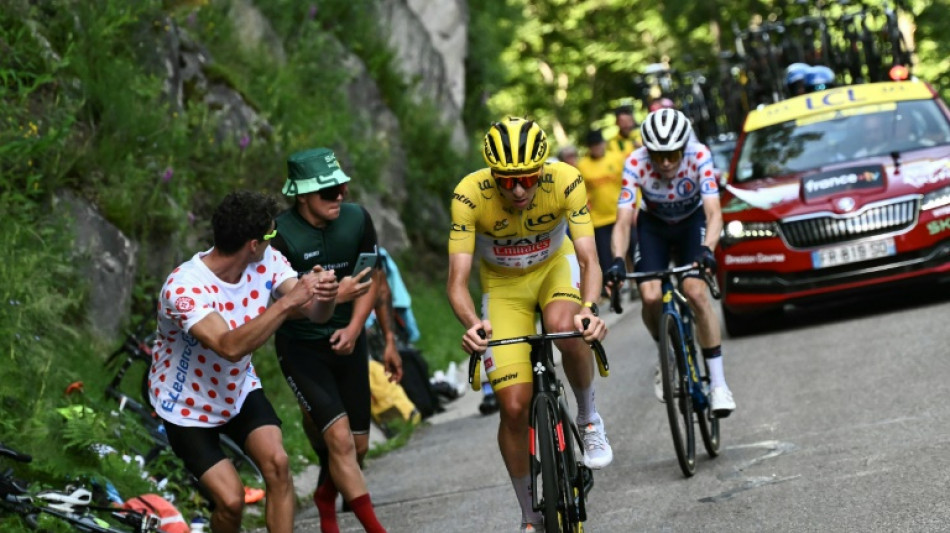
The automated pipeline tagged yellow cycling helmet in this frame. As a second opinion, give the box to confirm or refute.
[482,117,550,173]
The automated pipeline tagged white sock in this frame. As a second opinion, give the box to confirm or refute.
[511,475,541,526]
[707,356,726,389]
[573,385,597,426]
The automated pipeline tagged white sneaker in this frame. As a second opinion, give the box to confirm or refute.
[579,416,613,469]
[710,386,736,418]
[653,363,665,403]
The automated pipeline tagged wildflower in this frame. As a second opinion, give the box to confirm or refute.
[308,4,317,20]
[239,134,250,151]
[162,167,174,183]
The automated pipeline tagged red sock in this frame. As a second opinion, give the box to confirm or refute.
[347,493,386,533]
[314,479,339,533]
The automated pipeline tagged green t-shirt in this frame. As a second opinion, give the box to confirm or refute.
[272,203,378,340]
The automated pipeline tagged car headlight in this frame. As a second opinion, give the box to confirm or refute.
[721,220,779,245]
[921,184,950,211]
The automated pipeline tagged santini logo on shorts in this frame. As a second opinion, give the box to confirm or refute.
[175,296,196,313]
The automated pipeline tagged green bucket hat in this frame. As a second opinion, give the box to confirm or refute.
[282,148,351,196]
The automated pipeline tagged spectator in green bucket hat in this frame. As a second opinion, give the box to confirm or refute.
[272,147,396,532]
[282,147,351,196]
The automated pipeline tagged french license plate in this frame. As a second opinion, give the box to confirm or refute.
[811,238,896,269]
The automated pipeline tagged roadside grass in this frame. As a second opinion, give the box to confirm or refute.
[0,0,479,529]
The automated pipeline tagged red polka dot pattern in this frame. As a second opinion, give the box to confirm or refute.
[617,144,719,224]
[149,247,296,427]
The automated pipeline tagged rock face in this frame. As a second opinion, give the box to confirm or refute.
[55,191,138,339]
[377,0,469,151]
[76,0,468,336]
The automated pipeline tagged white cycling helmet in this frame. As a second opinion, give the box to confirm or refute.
[640,109,692,152]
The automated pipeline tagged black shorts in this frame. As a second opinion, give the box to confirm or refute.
[161,388,281,479]
[634,208,707,281]
[274,333,371,435]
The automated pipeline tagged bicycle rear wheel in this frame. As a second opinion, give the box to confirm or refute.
[688,334,720,459]
[698,407,721,458]
[659,313,696,477]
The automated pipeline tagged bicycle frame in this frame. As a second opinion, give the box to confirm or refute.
[656,271,710,414]
[467,324,608,530]
[609,264,722,476]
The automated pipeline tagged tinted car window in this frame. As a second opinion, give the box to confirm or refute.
[734,100,950,183]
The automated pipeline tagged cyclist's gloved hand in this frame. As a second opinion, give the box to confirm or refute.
[605,257,626,284]
[696,246,717,274]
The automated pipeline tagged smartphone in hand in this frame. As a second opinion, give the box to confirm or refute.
[351,252,378,283]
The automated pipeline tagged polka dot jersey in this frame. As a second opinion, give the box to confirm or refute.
[617,141,719,224]
[149,248,296,427]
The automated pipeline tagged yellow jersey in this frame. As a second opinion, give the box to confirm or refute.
[448,162,593,275]
[576,151,626,228]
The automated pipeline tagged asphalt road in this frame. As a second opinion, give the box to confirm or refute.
[293,281,950,532]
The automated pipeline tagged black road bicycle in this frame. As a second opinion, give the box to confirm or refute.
[1,443,161,532]
[610,265,722,477]
[467,319,609,532]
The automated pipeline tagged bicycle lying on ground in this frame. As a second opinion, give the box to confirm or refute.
[1,442,161,532]
[466,319,610,532]
[610,265,722,477]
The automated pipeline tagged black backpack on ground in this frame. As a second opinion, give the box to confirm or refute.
[397,346,443,419]
[366,321,444,420]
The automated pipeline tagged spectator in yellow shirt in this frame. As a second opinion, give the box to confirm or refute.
[607,104,641,157]
[577,129,631,286]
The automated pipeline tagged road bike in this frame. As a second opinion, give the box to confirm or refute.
[466,319,609,532]
[1,442,161,532]
[610,265,721,477]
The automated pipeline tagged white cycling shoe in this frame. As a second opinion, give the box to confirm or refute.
[580,415,613,469]
[710,386,736,418]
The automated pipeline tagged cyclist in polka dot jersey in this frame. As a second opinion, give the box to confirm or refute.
[150,191,339,533]
[607,109,736,417]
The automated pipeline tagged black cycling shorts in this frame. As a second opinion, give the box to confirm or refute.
[274,332,371,436]
[634,208,707,280]
[161,388,281,479]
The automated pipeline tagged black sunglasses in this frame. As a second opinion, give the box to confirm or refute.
[317,183,347,201]
[647,149,684,163]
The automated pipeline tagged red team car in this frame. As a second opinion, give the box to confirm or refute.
[716,80,950,335]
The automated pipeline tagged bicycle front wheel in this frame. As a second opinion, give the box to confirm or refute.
[659,313,696,477]
[558,396,586,531]
[534,396,562,531]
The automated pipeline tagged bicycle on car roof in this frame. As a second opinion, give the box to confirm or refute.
[467,318,609,532]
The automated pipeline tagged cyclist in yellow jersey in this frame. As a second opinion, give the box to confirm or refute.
[606,104,642,157]
[448,117,611,533]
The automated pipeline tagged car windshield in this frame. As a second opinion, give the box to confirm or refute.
[734,99,950,183]
[710,141,736,172]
